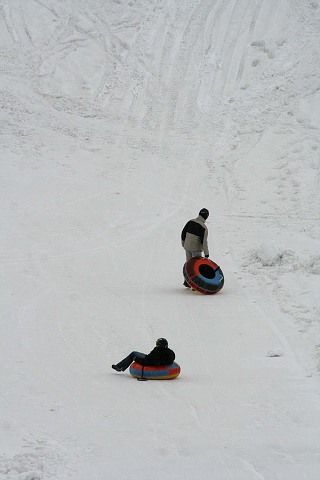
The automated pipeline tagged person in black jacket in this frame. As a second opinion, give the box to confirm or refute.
[181,208,210,287]
[112,338,175,372]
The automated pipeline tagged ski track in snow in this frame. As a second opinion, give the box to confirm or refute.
[1,0,320,479]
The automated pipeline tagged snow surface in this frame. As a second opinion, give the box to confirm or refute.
[1,1,320,479]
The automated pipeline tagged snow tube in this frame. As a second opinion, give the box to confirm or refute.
[183,257,224,294]
[129,362,181,380]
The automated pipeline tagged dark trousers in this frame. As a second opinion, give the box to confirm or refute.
[116,351,146,371]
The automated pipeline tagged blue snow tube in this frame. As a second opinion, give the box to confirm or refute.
[129,362,181,380]
[183,257,224,294]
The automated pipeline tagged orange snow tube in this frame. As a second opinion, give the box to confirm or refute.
[183,257,224,294]
[129,362,181,380]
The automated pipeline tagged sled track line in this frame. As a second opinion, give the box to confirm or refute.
[141,5,181,130]
[163,0,217,130]
[203,0,265,97]
[72,11,112,105]
[17,267,118,424]
[1,3,23,45]
[110,4,158,128]
[143,1,217,131]
[218,0,250,97]
[235,0,264,86]
[140,237,158,341]
[206,0,237,97]
[17,290,86,421]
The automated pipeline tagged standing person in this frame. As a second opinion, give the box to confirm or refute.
[112,338,175,372]
[181,208,210,287]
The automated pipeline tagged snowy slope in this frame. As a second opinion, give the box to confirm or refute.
[1,1,320,479]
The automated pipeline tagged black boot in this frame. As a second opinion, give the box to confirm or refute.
[112,364,123,372]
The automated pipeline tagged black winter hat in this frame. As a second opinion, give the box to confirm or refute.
[199,208,209,220]
[156,338,168,349]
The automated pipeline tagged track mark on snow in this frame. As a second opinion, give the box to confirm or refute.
[235,0,264,85]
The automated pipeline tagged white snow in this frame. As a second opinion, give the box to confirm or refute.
[1,1,320,479]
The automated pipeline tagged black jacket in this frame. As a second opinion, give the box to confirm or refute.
[181,215,209,256]
[137,347,175,366]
